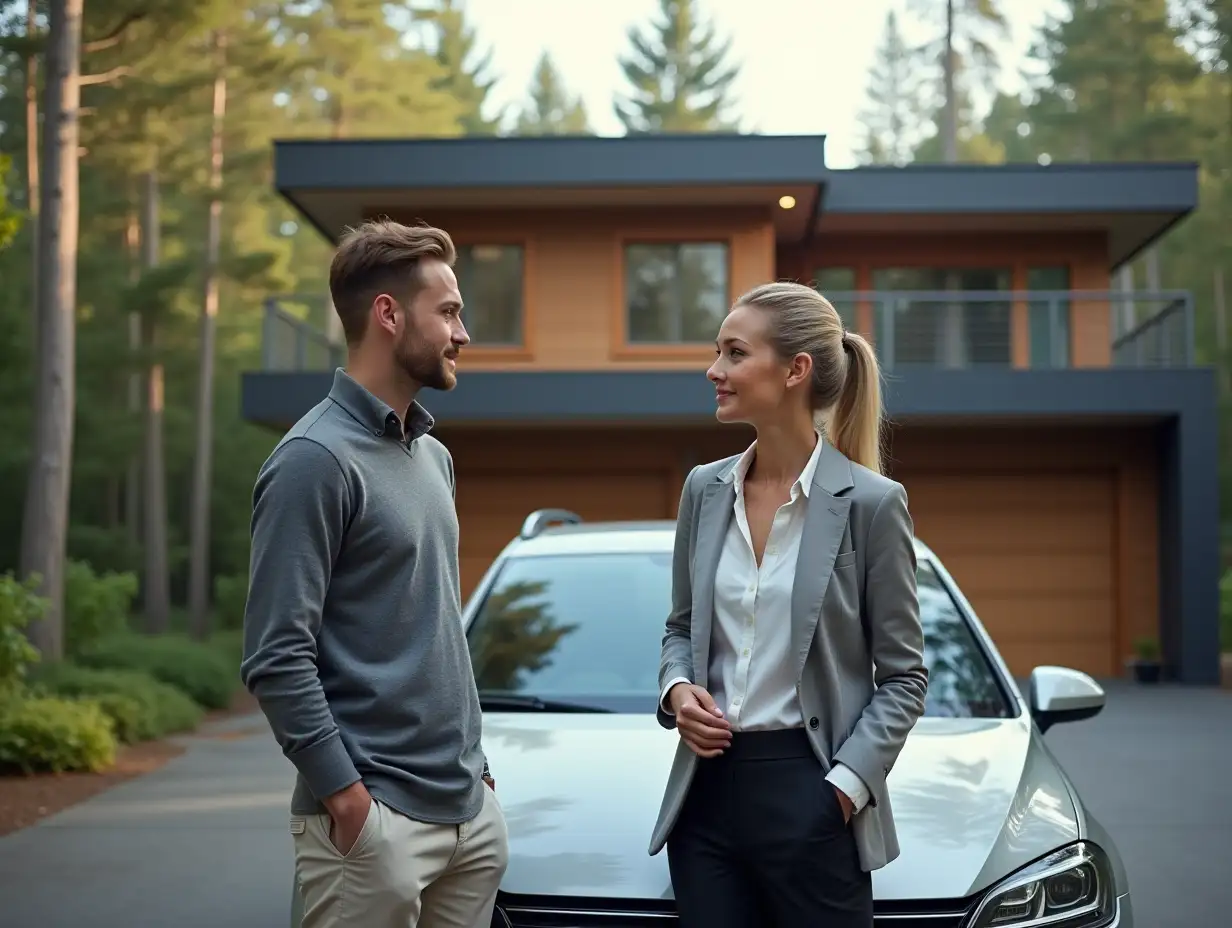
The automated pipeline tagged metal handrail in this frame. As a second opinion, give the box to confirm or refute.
[261,297,344,372]
[818,289,1195,370]
[257,288,1196,372]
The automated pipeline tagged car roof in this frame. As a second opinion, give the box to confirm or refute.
[505,518,938,561]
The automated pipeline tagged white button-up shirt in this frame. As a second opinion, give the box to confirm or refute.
[661,433,871,812]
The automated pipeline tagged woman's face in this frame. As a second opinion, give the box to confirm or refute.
[707,303,811,426]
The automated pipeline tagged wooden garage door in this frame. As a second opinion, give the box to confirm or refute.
[453,473,673,599]
[900,472,1117,678]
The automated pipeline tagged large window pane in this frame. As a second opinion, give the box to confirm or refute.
[872,268,1012,367]
[1027,266,1071,368]
[456,244,523,345]
[626,242,729,344]
[813,267,857,331]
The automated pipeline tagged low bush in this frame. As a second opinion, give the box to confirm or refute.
[0,572,45,697]
[212,573,249,632]
[0,694,117,774]
[209,628,245,669]
[29,663,203,743]
[1220,570,1232,652]
[63,560,138,657]
[75,633,237,710]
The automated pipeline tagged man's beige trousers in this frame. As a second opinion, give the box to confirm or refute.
[291,785,509,928]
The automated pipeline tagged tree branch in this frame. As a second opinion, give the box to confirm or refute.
[82,12,148,54]
[80,65,132,86]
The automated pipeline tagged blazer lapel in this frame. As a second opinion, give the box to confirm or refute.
[691,478,735,688]
[790,444,855,680]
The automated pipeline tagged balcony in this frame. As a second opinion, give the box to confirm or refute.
[821,289,1194,371]
[259,289,1195,373]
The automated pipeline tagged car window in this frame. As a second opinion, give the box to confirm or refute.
[465,550,1012,717]
[915,561,1013,718]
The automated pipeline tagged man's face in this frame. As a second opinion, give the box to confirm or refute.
[392,259,469,391]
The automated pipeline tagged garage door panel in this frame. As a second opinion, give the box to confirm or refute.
[903,474,1112,508]
[913,512,1112,555]
[971,597,1115,641]
[1001,641,1118,678]
[937,553,1112,597]
[901,473,1116,678]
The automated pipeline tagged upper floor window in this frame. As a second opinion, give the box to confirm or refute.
[456,244,524,346]
[625,242,729,344]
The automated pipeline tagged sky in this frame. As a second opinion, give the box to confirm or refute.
[459,0,1066,167]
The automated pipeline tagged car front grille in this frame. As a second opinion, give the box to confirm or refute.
[496,895,975,928]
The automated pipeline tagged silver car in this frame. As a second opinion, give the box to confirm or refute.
[292,510,1133,927]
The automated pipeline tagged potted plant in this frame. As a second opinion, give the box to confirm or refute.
[1130,637,1162,684]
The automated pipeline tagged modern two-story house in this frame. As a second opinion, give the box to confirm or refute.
[240,133,1218,685]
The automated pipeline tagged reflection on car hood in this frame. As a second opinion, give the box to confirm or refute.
[481,713,1081,902]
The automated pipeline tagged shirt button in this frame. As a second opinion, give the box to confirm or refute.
[742,649,750,656]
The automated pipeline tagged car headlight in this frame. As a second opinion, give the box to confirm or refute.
[969,842,1116,927]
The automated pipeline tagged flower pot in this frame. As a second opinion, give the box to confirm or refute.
[1132,660,1162,684]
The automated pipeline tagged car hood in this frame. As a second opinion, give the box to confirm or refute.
[481,712,1081,902]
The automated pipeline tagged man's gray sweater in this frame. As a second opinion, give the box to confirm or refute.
[240,369,486,824]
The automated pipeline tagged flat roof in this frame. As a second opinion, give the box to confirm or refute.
[273,134,1198,267]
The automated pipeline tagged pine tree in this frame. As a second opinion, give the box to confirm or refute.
[856,10,923,165]
[416,0,502,135]
[614,0,740,133]
[276,0,464,138]
[515,51,589,136]
[912,79,1003,163]
[1026,0,1199,162]
[907,0,1008,162]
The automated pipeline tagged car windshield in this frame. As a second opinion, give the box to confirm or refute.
[465,549,1013,717]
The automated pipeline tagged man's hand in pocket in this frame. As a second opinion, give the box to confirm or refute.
[323,781,372,855]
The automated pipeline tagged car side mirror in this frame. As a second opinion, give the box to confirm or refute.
[1028,665,1105,734]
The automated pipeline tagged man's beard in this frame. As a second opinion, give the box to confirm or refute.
[395,333,456,391]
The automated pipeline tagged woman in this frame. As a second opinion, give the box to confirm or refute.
[647,282,929,928]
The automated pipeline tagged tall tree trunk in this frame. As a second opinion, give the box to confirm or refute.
[26,0,39,326]
[141,167,170,634]
[124,181,141,544]
[20,0,83,661]
[188,31,227,638]
[938,0,962,364]
[942,0,957,164]
[1215,267,1228,397]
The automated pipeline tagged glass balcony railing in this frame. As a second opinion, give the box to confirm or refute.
[260,296,343,372]
[258,289,1196,373]
[819,289,1194,371]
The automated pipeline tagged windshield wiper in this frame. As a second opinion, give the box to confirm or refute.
[478,693,613,713]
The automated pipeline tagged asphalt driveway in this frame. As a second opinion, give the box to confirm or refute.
[1039,679,1232,928]
[0,710,296,928]
[0,679,1228,927]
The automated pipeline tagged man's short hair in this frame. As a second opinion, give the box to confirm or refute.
[329,219,457,345]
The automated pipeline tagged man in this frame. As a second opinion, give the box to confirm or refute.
[241,219,508,927]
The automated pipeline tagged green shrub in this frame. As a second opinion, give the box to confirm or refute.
[1220,570,1232,652]
[29,663,203,743]
[0,572,45,697]
[63,560,138,657]
[209,628,245,669]
[75,633,237,710]
[212,573,249,631]
[0,695,117,774]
